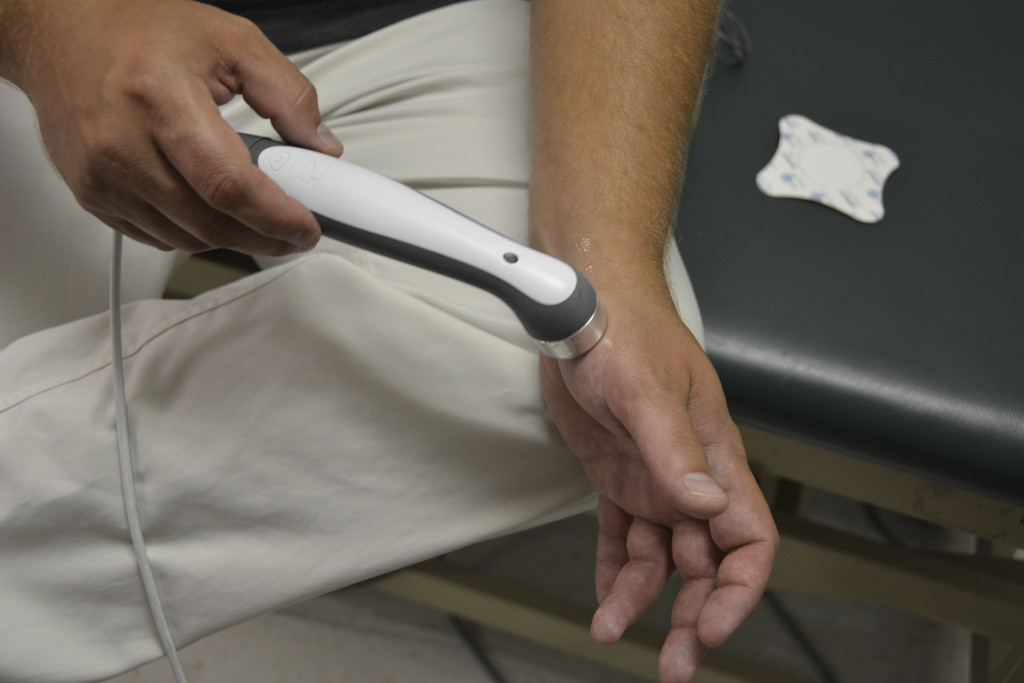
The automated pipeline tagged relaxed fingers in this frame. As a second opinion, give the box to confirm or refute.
[659,621,709,683]
[698,491,778,646]
[591,516,673,644]
[594,496,632,603]
[658,565,717,682]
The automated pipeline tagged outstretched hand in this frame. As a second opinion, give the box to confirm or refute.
[539,294,778,682]
[1,0,343,255]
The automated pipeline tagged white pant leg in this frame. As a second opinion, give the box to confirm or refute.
[0,1,703,681]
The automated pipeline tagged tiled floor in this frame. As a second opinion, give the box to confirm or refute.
[107,489,977,683]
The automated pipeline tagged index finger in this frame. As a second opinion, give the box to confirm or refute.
[153,79,322,251]
[697,463,778,647]
[216,15,343,156]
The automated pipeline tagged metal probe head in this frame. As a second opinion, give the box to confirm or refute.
[535,302,607,359]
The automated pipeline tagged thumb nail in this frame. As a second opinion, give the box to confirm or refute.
[317,123,343,153]
[684,473,727,498]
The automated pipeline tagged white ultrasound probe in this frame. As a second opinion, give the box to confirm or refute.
[240,133,606,359]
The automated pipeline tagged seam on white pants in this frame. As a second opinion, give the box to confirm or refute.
[0,256,316,415]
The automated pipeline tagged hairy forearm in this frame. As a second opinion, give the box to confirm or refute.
[529,0,718,302]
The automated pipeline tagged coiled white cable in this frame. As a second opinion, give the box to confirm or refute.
[110,232,189,683]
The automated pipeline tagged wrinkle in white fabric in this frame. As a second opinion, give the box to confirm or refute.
[0,1,702,680]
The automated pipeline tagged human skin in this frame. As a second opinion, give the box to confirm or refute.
[1,2,778,681]
[0,0,342,255]
[529,2,778,680]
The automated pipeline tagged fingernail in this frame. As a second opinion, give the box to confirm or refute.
[317,124,343,153]
[684,473,727,498]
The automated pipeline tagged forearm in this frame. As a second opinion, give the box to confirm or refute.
[529,0,718,304]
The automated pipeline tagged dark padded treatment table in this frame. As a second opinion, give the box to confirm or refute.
[676,0,1024,507]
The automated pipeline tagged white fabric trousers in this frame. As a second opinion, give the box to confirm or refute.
[0,1,703,681]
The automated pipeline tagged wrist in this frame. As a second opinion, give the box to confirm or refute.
[528,179,680,312]
[531,228,676,313]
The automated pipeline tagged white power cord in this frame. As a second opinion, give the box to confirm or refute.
[109,233,189,683]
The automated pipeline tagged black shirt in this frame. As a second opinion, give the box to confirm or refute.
[204,0,466,52]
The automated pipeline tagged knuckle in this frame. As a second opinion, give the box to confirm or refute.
[293,79,318,111]
[116,60,174,114]
[211,13,275,69]
[195,165,246,213]
[217,12,263,44]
